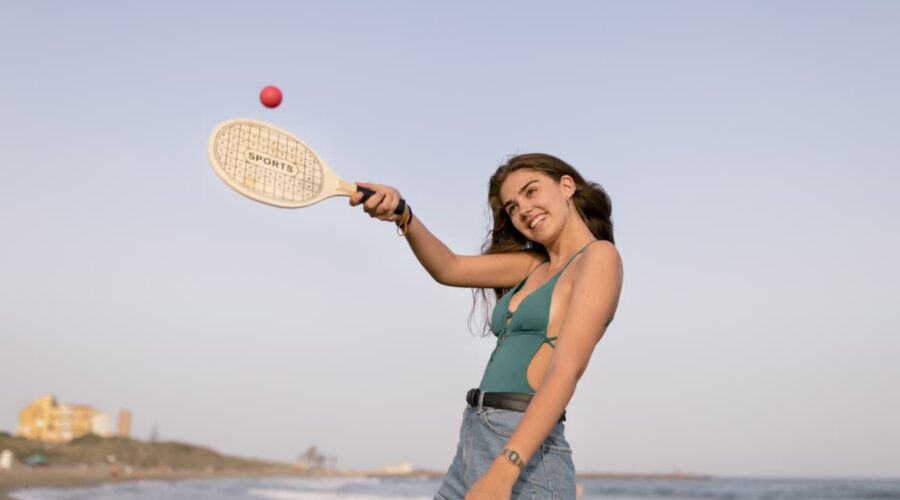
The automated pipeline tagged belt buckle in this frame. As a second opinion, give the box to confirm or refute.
[477,390,486,410]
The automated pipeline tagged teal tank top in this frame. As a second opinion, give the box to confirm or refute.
[478,242,595,394]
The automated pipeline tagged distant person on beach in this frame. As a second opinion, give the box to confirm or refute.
[351,153,623,500]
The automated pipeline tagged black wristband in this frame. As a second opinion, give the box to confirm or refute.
[395,205,413,236]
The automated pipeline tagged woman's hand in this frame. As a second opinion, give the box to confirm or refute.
[464,457,518,500]
[349,181,405,223]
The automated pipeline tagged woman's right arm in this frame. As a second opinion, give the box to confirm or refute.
[350,182,539,289]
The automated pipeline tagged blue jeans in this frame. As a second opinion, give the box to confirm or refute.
[434,405,576,500]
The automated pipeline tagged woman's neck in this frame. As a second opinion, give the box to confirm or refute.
[543,215,596,269]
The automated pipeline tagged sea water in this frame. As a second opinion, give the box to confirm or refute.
[10,475,900,499]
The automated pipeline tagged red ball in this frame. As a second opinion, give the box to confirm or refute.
[259,85,282,108]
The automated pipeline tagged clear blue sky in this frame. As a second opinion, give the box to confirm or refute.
[1,1,898,479]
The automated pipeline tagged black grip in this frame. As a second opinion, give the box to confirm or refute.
[357,186,406,216]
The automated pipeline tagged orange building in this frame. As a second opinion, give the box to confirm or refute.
[117,410,132,438]
[17,395,98,443]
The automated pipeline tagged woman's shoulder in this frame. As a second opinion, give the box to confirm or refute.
[584,239,618,257]
[574,240,622,278]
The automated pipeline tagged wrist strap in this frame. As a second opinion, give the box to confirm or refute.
[395,205,413,236]
[500,448,525,470]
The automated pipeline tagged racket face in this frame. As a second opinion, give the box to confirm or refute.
[208,118,341,208]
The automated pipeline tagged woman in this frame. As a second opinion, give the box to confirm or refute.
[350,153,623,500]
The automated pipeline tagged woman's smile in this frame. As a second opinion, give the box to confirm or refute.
[528,213,548,230]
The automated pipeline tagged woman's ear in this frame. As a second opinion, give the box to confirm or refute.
[559,175,576,200]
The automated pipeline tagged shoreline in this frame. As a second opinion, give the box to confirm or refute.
[1,466,713,499]
[0,466,297,500]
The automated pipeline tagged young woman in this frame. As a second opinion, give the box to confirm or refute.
[350,153,623,500]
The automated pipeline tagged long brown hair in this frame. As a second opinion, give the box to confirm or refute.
[469,153,615,336]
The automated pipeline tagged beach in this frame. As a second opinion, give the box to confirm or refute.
[5,474,900,500]
[0,466,295,500]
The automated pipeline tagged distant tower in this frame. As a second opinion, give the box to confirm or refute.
[117,410,131,438]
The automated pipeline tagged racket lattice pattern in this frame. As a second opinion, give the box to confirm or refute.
[213,122,324,203]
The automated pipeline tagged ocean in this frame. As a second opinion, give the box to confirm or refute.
[10,476,900,500]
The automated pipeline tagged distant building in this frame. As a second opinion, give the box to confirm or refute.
[0,449,13,470]
[377,462,414,475]
[117,410,131,438]
[17,395,96,443]
[91,413,113,437]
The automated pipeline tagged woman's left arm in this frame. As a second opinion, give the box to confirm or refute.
[465,242,624,499]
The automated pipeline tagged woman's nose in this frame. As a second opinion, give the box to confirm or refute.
[520,204,534,216]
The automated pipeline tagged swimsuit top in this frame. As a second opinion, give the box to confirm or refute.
[478,241,595,394]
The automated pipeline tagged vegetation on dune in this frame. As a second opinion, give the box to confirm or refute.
[0,434,284,471]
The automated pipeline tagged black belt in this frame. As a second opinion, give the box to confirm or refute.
[466,388,566,422]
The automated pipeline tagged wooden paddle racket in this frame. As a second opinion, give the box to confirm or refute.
[207,118,405,214]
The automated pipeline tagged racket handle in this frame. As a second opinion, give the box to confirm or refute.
[357,186,406,216]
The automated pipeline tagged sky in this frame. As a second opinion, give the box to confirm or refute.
[1,0,898,479]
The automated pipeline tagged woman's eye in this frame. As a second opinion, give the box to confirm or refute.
[526,188,536,197]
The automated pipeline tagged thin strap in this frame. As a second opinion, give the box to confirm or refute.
[525,260,548,278]
[512,260,547,290]
[560,240,597,272]
[542,336,558,348]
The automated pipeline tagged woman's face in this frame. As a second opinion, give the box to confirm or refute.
[498,169,573,244]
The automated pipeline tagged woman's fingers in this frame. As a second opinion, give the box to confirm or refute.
[348,189,365,206]
[353,182,402,222]
[376,191,396,217]
[386,194,401,221]
[363,189,387,217]
[350,181,374,206]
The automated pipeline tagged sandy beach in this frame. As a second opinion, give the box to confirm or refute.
[0,466,296,499]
